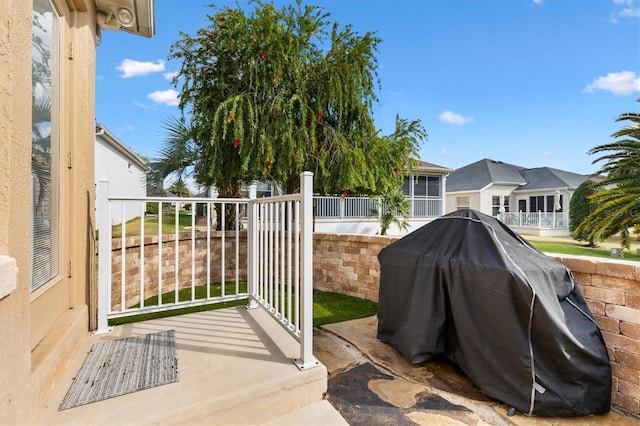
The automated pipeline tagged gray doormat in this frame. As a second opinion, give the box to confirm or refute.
[59,330,179,410]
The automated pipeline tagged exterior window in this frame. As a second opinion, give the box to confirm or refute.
[31,0,59,292]
[529,195,562,213]
[545,195,555,212]
[456,196,469,211]
[529,196,544,213]
[492,196,500,216]
[492,196,510,216]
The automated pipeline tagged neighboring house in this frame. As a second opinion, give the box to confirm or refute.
[95,123,149,227]
[445,158,593,236]
[314,160,452,235]
[0,2,154,424]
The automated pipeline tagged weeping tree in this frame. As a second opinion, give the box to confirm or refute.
[167,0,424,201]
[574,100,640,253]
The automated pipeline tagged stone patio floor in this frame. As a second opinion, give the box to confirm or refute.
[316,315,640,426]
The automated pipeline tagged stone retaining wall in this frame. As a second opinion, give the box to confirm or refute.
[109,232,247,310]
[312,233,640,417]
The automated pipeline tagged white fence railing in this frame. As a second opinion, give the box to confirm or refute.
[248,172,316,369]
[314,196,442,219]
[497,211,568,228]
[96,172,317,369]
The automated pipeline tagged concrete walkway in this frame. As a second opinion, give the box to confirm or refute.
[315,316,640,426]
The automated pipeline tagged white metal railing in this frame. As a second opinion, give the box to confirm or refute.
[96,185,250,331]
[247,172,316,369]
[497,211,568,228]
[411,198,443,217]
[96,172,317,369]
[314,195,442,219]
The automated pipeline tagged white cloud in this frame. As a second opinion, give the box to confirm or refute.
[164,71,179,81]
[438,111,474,125]
[618,7,640,17]
[147,89,180,106]
[116,59,165,78]
[542,150,555,157]
[610,0,640,23]
[583,71,640,95]
[532,0,543,4]
[441,148,454,155]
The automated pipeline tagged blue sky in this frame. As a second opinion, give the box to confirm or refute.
[96,0,640,176]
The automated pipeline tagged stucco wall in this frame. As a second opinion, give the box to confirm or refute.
[0,1,97,424]
[445,191,481,213]
[312,233,640,417]
[0,2,35,423]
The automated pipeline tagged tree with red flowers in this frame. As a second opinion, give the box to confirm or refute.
[167,0,425,200]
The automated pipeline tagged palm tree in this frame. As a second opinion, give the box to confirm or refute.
[575,100,640,252]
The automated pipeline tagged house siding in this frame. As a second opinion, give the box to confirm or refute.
[95,133,148,226]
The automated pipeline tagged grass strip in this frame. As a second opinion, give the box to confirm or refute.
[528,241,640,261]
[109,287,378,327]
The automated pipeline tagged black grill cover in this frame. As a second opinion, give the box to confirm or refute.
[377,209,611,416]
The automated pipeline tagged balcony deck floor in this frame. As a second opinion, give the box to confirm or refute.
[36,306,336,425]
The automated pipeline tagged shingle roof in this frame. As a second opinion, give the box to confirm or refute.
[446,159,526,191]
[516,167,589,191]
[414,160,453,173]
[447,158,590,192]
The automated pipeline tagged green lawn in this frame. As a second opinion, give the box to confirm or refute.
[111,209,195,238]
[525,235,640,261]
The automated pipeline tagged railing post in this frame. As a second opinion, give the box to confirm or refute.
[246,183,259,309]
[295,171,319,370]
[94,179,113,334]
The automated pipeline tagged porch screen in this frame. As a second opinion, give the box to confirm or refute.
[413,175,441,197]
[31,0,60,291]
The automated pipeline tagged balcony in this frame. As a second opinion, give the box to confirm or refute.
[35,172,344,424]
[313,196,443,235]
[497,211,570,237]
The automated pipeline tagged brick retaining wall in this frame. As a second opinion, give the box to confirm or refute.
[312,233,640,417]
